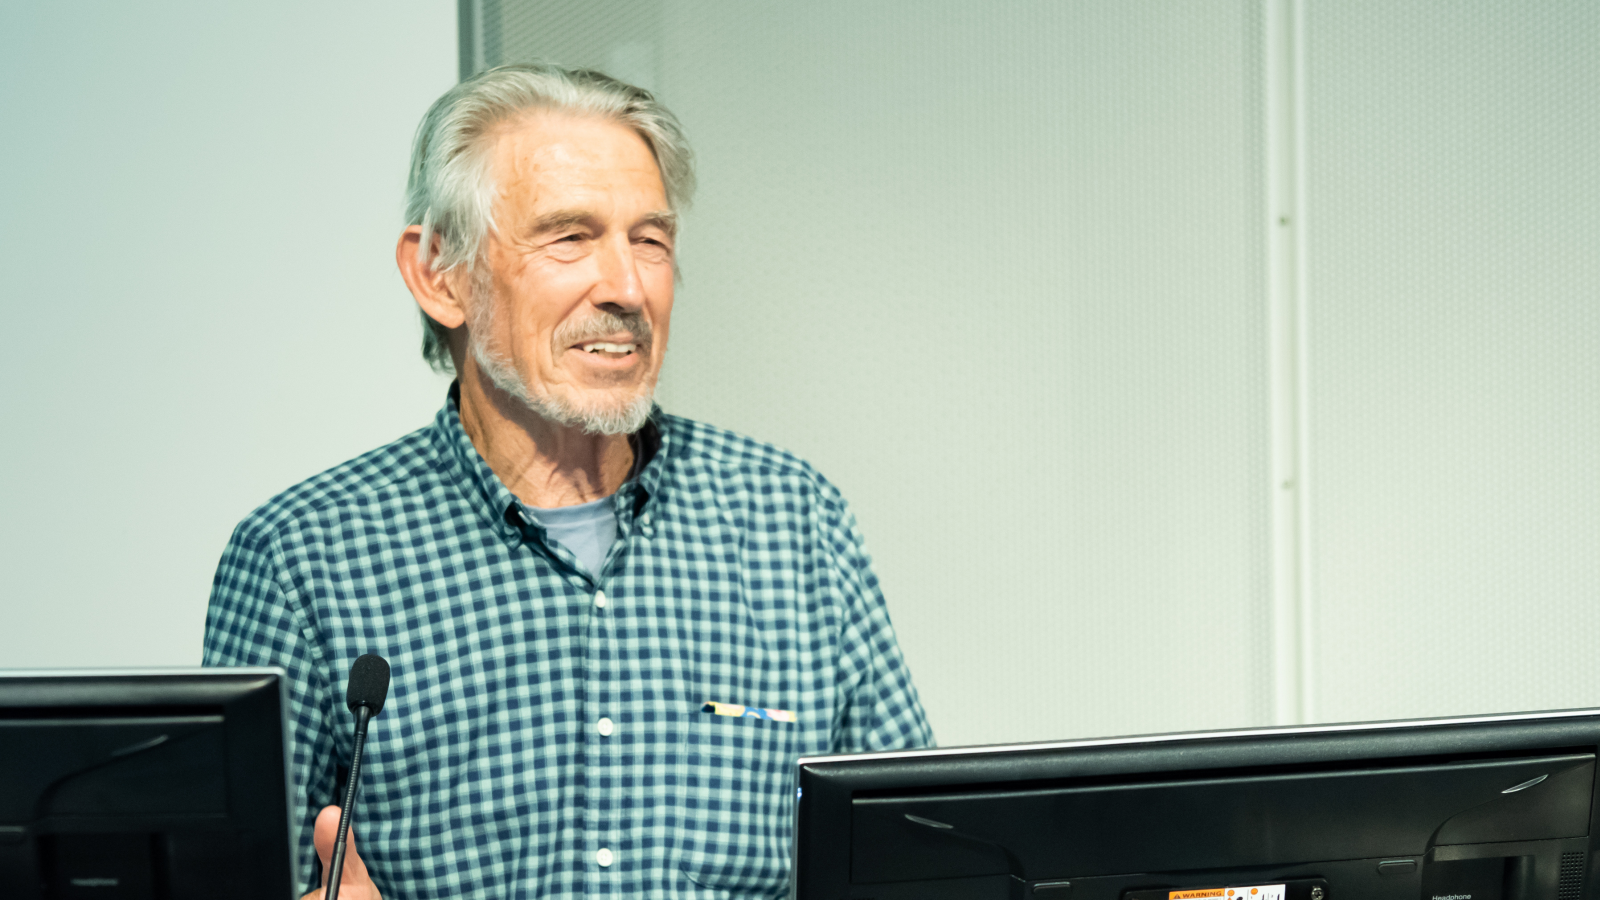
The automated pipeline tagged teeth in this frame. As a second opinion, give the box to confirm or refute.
[582,342,636,354]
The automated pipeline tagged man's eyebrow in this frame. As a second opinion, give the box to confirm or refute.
[525,209,678,238]
[527,210,592,235]
[638,210,678,238]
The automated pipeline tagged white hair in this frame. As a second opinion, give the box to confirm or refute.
[405,62,695,372]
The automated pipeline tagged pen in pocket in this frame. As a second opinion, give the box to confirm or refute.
[701,701,797,723]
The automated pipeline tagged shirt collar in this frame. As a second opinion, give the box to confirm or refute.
[427,382,672,547]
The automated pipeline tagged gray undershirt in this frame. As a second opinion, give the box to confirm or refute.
[525,496,620,578]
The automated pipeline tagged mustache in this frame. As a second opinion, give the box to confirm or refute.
[553,311,653,347]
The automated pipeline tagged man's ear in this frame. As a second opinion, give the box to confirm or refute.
[396,225,468,330]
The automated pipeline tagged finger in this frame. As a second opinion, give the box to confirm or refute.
[312,804,342,876]
[311,804,375,888]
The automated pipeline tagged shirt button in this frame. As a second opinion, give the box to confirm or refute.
[596,847,614,867]
[594,591,607,609]
[597,717,614,737]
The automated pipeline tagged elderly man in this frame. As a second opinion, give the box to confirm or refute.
[203,63,932,899]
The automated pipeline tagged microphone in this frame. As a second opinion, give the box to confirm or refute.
[327,654,389,900]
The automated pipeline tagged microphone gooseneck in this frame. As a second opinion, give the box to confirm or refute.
[327,654,390,900]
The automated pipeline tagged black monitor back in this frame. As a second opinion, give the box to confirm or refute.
[0,668,295,899]
[794,709,1600,900]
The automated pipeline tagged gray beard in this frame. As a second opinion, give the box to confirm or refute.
[467,270,656,436]
[472,337,656,435]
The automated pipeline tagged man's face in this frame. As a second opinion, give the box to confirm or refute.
[466,112,676,434]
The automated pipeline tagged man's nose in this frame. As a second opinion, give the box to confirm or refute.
[591,233,646,312]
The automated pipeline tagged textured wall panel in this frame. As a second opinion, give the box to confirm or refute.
[1304,1,1600,722]
[482,1,1273,745]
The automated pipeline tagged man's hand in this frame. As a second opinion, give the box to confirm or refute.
[298,805,383,900]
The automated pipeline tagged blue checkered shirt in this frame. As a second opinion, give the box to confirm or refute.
[202,393,933,899]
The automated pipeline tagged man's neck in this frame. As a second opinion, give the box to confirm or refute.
[455,370,635,509]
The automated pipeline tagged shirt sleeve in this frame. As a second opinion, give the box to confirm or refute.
[826,498,936,754]
[202,521,337,894]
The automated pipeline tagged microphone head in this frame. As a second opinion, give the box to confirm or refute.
[346,654,390,716]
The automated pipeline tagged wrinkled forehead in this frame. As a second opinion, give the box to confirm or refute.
[485,111,667,218]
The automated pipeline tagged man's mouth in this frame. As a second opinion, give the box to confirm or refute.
[578,341,638,359]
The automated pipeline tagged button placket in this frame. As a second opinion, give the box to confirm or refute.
[583,577,621,887]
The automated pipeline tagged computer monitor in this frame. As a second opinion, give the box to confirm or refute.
[0,668,296,899]
[794,709,1600,900]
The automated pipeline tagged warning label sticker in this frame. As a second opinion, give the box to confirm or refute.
[1169,885,1286,900]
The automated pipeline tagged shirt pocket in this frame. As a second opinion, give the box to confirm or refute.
[676,708,800,896]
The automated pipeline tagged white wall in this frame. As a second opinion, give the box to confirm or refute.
[0,2,457,668]
[1301,2,1600,722]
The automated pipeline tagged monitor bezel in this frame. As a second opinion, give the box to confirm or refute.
[795,707,1600,900]
[0,666,297,891]
[799,706,1600,768]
